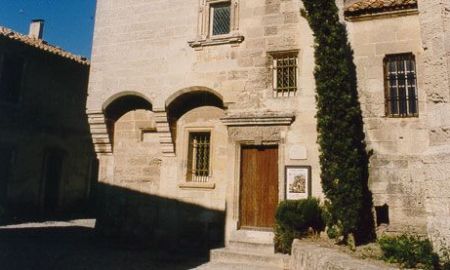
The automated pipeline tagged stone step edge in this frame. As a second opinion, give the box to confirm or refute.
[210,247,290,263]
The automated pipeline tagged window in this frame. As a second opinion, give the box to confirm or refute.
[272,52,298,97]
[188,0,243,48]
[0,53,24,103]
[210,2,231,36]
[0,146,14,205]
[384,53,418,117]
[187,132,211,182]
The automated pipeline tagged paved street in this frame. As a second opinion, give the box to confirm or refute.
[0,219,211,270]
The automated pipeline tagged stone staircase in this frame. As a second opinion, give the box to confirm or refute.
[198,230,290,270]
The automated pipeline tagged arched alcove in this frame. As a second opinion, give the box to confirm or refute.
[166,88,225,150]
[103,93,153,149]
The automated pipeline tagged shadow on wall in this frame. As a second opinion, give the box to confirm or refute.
[95,182,226,252]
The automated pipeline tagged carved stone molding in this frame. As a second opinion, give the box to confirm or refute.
[87,109,112,154]
[221,112,295,126]
[154,109,176,157]
[221,111,295,143]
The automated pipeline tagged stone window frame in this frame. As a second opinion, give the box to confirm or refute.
[269,50,299,98]
[383,52,419,118]
[178,127,216,189]
[188,0,244,49]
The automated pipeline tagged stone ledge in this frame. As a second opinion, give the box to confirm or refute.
[290,240,397,270]
[178,182,216,190]
[188,34,244,50]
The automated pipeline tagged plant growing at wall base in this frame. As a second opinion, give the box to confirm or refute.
[300,0,375,244]
[378,234,440,269]
[274,198,325,254]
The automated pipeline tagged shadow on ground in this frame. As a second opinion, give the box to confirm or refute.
[0,223,209,270]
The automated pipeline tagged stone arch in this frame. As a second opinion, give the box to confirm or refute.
[102,92,153,150]
[166,87,225,150]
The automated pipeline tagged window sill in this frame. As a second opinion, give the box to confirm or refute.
[188,34,244,50]
[178,182,216,190]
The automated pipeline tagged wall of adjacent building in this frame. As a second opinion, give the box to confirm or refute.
[0,36,94,219]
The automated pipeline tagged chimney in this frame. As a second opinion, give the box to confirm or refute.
[29,19,44,39]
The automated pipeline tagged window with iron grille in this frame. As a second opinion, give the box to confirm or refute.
[187,132,211,182]
[210,2,231,36]
[384,53,418,117]
[272,53,298,97]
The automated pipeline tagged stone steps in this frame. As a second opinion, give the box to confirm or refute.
[210,247,290,269]
[194,262,284,270]
[208,230,290,270]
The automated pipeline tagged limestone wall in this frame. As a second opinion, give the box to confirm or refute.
[88,0,322,244]
[88,0,450,247]
[346,13,428,232]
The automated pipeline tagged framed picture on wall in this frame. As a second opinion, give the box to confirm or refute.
[285,166,312,200]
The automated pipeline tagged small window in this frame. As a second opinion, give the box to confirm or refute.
[210,2,231,36]
[187,132,211,182]
[0,53,25,103]
[384,53,418,117]
[272,52,298,97]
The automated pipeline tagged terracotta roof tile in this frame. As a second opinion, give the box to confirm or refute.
[0,26,89,65]
[344,0,418,16]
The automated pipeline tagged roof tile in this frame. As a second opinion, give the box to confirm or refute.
[344,0,418,16]
[0,26,89,65]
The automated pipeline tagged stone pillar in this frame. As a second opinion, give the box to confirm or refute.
[418,0,450,249]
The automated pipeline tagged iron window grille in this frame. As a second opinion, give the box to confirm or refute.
[187,132,211,182]
[272,52,298,97]
[210,2,231,36]
[384,53,418,117]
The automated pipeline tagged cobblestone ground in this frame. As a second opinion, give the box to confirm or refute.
[0,219,212,270]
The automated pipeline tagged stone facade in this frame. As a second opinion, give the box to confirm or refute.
[87,0,450,248]
[0,23,95,220]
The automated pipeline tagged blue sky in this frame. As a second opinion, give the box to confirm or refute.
[0,0,96,58]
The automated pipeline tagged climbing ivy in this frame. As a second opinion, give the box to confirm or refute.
[300,0,375,244]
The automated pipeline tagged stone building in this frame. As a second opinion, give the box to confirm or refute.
[87,0,450,249]
[0,21,95,221]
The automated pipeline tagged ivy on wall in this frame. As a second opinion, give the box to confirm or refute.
[300,0,375,244]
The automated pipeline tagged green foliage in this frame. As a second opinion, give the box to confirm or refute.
[378,234,440,269]
[300,0,375,244]
[274,198,325,254]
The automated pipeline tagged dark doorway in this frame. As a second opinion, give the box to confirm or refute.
[41,149,65,215]
[239,145,279,229]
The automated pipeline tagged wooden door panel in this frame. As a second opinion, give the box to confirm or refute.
[240,145,278,229]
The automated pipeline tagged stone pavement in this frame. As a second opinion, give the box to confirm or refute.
[0,219,208,270]
[0,219,285,270]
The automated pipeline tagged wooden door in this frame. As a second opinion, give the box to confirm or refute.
[240,145,279,229]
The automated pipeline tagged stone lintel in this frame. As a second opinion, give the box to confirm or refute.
[221,112,295,127]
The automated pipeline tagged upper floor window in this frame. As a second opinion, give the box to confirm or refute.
[187,132,211,183]
[188,0,243,48]
[384,53,418,117]
[210,2,231,36]
[0,53,25,103]
[272,51,298,97]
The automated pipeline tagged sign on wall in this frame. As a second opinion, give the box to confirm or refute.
[285,166,312,200]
